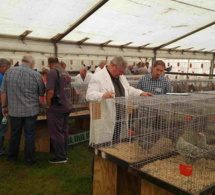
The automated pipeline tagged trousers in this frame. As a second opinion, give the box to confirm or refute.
[47,109,70,160]
[8,115,37,163]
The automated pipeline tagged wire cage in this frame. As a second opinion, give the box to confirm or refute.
[171,79,215,93]
[127,80,139,89]
[130,94,215,194]
[71,82,89,113]
[125,75,141,81]
[90,94,215,194]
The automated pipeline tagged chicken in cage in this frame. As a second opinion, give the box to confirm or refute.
[130,94,215,194]
[71,82,89,112]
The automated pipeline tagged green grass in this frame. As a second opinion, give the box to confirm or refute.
[0,143,93,195]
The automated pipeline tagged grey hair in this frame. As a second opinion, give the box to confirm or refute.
[0,58,11,68]
[111,56,128,68]
[22,54,35,64]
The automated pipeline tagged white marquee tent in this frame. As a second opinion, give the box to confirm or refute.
[0,0,214,72]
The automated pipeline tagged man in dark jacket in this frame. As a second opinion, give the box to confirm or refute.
[46,56,72,163]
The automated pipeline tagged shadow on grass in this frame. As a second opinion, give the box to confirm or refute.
[0,142,93,195]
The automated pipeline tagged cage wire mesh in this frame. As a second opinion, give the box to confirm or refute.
[130,94,215,194]
[71,82,89,113]
[170,79,215,93]
[127,80,139,89]
[90,94,215,194]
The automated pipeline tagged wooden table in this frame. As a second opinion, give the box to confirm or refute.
[92,155,173,195]
[90,146,215,195]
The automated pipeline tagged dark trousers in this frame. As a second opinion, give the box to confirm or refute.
[0,112,8,153]
[8,115,37,163]
[47,109,70,160]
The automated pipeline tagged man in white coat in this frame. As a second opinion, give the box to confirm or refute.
[94,60,106,73]
[86,56,153,144]
[75,67,92,85]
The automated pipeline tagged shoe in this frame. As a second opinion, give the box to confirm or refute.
[24,160,36,166]
[49,158,67,164]
[0,151,8,156]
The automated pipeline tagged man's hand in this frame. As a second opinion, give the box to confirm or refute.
[102,91,116,99]
[140,92,154,96]
[2,108,8,117]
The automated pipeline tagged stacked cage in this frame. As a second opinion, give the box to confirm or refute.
[90,96,181,163]
[90,94,215,194]
[71,82,89,113]
[170,79,215,93]
[131,94,215,194]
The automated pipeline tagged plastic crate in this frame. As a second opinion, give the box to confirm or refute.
[69,131,89,146]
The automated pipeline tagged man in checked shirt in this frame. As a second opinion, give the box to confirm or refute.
[1,54,45,165]
[137,60,171,95]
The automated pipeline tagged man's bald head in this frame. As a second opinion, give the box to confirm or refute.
[80,67,87,79]
[99,60,107,69]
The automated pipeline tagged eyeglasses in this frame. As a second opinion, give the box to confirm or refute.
[115,65,125,74]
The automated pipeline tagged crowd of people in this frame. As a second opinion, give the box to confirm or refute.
[0,54,171,165]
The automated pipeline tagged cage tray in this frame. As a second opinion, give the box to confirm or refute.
[129,153,215,195]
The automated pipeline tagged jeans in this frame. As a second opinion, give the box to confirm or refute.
[8,115,37,163]
[47,109,70,160]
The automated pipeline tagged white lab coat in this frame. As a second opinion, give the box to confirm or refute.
[86,67,143,144]
[94,66,102,73]
[74,73,92,96]
[75,73,92,85]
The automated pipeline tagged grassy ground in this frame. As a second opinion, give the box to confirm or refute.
[0,143,93,195]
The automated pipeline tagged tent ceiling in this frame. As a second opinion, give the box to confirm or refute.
[0,0,215,53]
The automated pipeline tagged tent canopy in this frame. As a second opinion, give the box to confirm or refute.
[0,0,215,53]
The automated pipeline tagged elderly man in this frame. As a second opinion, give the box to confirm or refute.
[86,56,152,101]
[86,56,153,144]
[138,60,171,95]
[75,67,92,85]
[0,58,11,156]
[94,60,107,73]
[1,54,45,165]
[46,56,72,163]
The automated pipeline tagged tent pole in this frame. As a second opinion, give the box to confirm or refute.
[209,53,215,79]
[54,43,58,57]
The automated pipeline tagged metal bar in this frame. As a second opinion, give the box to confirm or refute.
[154,21,215,50]
[152,49,157,65]
[100,40,112,46]
[19,30,32,40]
[121,42,133,48]
[209,53,215,79]
[138,43,151,49]
[54,43,58,57]
[77,37,90,45]
[53,0,109,43]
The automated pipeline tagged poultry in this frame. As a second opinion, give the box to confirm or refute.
[196,132,215,160]
[176,136,205,164]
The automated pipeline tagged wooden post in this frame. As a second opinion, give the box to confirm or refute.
[93,155,117,195]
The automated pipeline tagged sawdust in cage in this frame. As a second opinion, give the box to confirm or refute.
[101,136,175,163]
[140,156,215,194]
